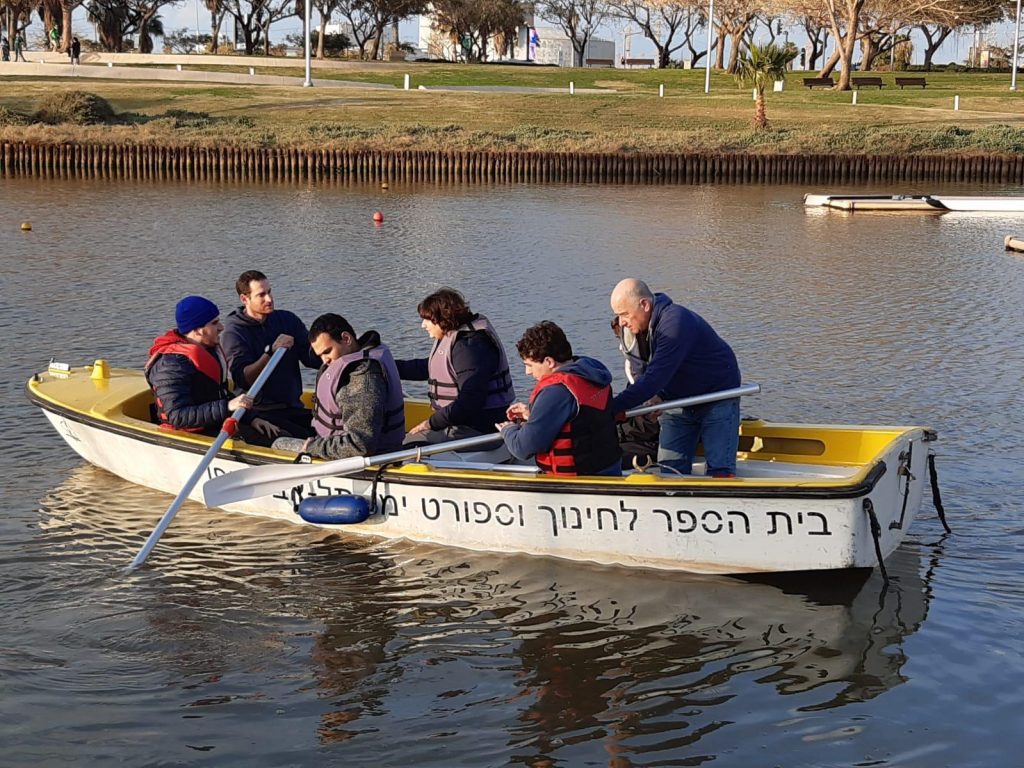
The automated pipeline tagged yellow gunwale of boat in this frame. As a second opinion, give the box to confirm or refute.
[27,365,934,492]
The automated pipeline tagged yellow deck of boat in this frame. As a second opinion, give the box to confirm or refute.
[27,363,931,491]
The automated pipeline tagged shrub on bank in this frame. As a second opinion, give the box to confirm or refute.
[0,106,26,126]
[33,91,116,125]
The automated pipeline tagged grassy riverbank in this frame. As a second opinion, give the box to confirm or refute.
[2,66,1024,154]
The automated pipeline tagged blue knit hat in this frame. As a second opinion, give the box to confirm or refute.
[175,295,219,334]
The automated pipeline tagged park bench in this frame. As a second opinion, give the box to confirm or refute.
[803,77,834,89]
[852,76,885,89]
[585,58,614,67]
[623,58,655,68]
[895,76,927,89]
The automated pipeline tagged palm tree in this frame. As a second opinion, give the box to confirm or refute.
[734,42,798,131]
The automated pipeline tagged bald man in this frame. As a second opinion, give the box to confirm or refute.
[609,278,741,477]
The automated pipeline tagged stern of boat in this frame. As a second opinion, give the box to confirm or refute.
[855,427,935,567]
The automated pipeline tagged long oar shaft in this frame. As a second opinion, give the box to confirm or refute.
[128,347,287,570]
[626,383,760,418]
[202,382,762,508]
[203,431,507,506]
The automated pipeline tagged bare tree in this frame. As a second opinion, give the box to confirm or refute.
[796,7,829,69]
[334,0,375,58]
[611,0,705,68]
[538,0,611,67]
[221,0,292,54]
[431,0,523,62]
[713,0,763,73]
[915,0,1006,69]
[364,0,422,59]
[205,0,225,51]
[2,0,35,45]
[311,0,341,57]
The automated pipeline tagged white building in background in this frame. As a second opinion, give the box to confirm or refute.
[416,7,613,67]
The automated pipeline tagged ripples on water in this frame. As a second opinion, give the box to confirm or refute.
[2,178,1024,765]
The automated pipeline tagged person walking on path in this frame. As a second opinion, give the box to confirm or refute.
[13,32,27,62]
[48,25,59,52]
[68,36,80,65]
[1,38,10,62]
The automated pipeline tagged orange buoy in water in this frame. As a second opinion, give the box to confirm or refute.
[373,211,384,223]
[21,222,32,231]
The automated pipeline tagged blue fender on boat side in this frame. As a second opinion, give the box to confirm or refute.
[298,495,370,525]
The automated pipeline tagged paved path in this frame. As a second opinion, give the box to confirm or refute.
[1,54,615,94]
[0,60,396,89]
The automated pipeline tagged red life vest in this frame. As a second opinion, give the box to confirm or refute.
[529,371,620,476]
[145,330,229,431]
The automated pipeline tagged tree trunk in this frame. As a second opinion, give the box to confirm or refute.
[835,30,857,89]
[753,92,767,130]
[573,38,585,67]
[860,35,877,71]
[210,11,222,52]
[317,12,326,58]
[657,43,669,68]
[921,27,950,72]
[819,48,840,78]
[59,0,73,52]
[369,25,383,59]
[41,3,57,44]
[715,31,725,69]
[242,23,255,55]
[726,30,743,73]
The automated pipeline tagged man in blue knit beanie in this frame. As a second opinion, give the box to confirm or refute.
[144,295,279,445]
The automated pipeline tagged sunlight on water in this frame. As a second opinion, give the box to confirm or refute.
[2,177,1024,765]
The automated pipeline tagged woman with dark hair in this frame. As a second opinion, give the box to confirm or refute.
[395,287,515,442]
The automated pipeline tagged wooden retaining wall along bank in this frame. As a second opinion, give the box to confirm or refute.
[3,142,1024,184]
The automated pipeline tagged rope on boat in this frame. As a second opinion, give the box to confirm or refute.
[369,460,401,515]
[863,499,890,586]
[928,452,952,534]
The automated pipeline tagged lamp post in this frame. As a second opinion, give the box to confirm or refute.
[622,27,638,66]
[194,0,201,53]
[1012,0,1022,91]
[303,0,312,87]
[704,0,714,93]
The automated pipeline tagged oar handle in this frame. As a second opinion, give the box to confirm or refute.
[624,383,760,419]
[228,346,288,423]
[128,347,287,571]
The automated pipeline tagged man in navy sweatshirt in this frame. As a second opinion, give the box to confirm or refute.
[609,278,741,477]
[221,270,321,438]
[499,321,621,477]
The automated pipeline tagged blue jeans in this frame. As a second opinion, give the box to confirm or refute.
[657,398,740,476]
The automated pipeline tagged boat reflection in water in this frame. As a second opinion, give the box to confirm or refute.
[35,466,936,764]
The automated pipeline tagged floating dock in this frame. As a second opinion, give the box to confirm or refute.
[804,194,1024,213]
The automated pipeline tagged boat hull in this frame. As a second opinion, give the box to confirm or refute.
[804,193,1024,213]
[38,405,932,575]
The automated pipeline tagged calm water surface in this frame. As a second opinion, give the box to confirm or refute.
[2,178,1024,766]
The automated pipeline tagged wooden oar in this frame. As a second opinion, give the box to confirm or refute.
[203,382,761,508]
[128,347,287,570]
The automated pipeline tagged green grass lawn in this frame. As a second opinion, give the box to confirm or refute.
[2,65,1023,154]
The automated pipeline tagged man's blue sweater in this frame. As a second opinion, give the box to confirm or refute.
[610,293,740,413]
[221,306,320,410]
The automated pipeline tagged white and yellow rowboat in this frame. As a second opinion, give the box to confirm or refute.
[27,361,944,576]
